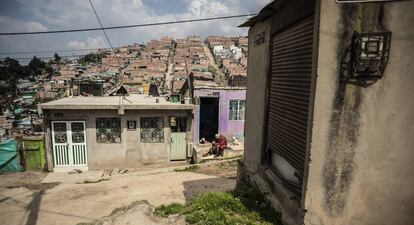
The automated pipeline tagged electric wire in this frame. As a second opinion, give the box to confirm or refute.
[0,47,110,55]
[89,0,123,85]
[0,14,255,36]
[0,54,139,60]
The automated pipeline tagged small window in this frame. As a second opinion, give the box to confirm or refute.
[96,118,121,143]
[140,117,164,143]
[229,100,246,121]
[127,120,136,130]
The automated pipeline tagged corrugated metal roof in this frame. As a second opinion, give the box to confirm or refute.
[238,1,277,27]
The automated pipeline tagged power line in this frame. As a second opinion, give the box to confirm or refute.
[88,0,123,85]
[1,54,89,60]
[0,14,255,36]
[0,54,86,60]
[0,47,110,55]
[0,54,138,60]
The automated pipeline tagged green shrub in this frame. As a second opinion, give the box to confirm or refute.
[155,186,282,225]
[232,183,282,224]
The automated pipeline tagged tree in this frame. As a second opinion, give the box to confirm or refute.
[45,65,54,75]
[78,53,102,65]
[28,56,46,75]
[54,53,61,62]
[4,57,21,74]
[0,57,32,96]
[0,57,29,80]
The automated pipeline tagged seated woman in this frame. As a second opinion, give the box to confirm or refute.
[203,133,227,157]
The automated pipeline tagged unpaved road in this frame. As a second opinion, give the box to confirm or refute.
[203,45,226,85]
[0,166,236,225]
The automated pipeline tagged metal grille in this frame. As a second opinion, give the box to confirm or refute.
[53,122,67,143]
[140,117,164,143]
[71,122,85,143]
[266,15,315,187]
[96,118,121,143]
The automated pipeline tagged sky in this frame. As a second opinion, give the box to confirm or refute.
[0,0,270,63]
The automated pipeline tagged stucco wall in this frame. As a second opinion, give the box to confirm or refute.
[193,89,246,143]
[304,1,414,225]
[243,19,272,173]
[44,109,192,170]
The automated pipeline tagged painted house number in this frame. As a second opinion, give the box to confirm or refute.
[254,31,265,46]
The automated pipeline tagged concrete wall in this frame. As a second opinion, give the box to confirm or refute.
[44,109,193,170]
[240,14,305,225]
[304,1,414,225]
[193,89,246,143]
[242,19,271,172]
[240,1,414,225]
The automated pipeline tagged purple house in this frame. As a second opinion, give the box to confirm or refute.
[193,86,246,144]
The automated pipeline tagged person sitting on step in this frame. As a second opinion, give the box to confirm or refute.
[203,133,227,157]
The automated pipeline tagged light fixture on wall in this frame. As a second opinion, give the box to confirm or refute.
[351,32,391,79]
[340,31,391,86]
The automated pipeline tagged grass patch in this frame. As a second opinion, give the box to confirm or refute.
[154,202,186,217]
[232,182,282,224]
[174,165,199,172]
[199,156,242,164]
[155,182,282,225]
[217,160,238,169]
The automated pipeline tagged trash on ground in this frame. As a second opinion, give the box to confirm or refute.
[68,169,82,174]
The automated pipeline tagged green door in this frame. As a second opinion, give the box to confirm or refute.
[22,136,45,170]
[170,117,187,160]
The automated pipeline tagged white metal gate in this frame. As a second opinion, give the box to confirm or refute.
[51,121,88,171]
[170,117,188,160]
[171,132,187,160]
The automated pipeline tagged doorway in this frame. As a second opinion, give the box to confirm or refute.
[199,97,219,142]
[51,121,88,171]
[170,117,187,160]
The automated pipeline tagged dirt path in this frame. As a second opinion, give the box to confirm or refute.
[0,163,237,225]
[203,45,226,85]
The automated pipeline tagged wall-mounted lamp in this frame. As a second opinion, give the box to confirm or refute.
[350,32,391,80]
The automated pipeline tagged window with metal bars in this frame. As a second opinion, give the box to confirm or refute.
[140,117,164,143]
[96,118,121,143]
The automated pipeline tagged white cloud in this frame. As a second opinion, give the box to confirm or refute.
[187,0,231,17]
[1,0,272,58]
[0,16,48,32]
[67,36,107,49]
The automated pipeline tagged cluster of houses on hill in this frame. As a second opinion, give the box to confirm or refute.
[0,34,249,172]
[206,36,248,86]
[0,78,43,139]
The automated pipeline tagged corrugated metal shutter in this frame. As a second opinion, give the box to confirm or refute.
[266,14,315,186]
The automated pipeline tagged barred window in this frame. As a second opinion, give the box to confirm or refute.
[140,117,164,143]
[96,118,121,143]
[53,122,67,143]
[229,100,246,121]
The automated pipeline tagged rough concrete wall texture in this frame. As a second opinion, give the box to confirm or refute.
[304,1,414,225]
[193,104,201,144]
[243,19,272,173]
[45,109,190,170]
